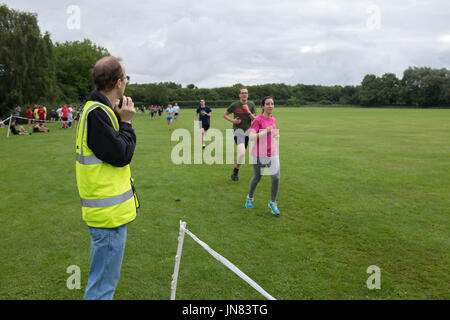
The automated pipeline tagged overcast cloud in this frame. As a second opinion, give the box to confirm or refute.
[2,0,450,88]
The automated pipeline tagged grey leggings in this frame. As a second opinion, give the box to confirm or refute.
[248,154,280,202]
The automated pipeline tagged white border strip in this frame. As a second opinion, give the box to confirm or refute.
[171,220,276,300]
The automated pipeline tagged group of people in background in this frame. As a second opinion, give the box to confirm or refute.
[139,103,181,130]
[147,105,164,119]
[5,104,83,136]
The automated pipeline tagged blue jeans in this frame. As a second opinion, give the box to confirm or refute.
[84,224,127,300]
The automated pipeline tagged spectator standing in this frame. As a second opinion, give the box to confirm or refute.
[61,105,69,129]
[38,105,46,124]
[26,107,33,128]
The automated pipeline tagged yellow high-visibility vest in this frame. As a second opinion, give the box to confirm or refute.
[75,101,137,228]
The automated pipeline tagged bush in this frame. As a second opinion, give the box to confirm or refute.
[319,99,333,105]
[287,96,301,107]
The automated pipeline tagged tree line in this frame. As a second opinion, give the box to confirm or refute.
[1,4,449,118]
[126,67,450,109]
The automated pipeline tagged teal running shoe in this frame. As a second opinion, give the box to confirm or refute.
[268,201,280,215]
[245,196,254,209]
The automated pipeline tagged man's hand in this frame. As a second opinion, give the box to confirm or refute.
[233,117,242,125]
[243,104,255,120]
[117,96,135,123]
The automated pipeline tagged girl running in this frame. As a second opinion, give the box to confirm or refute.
[165,104,175,130]
[245,96,280,215]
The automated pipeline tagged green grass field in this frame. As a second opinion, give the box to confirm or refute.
[0,107,449,300]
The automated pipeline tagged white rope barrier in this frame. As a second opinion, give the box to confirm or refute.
[11,115,74,123]
[171,220,277,300]
[3,115,78,137]
[0,116,11,124]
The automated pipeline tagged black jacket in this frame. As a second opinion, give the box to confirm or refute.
[87,90,136,167]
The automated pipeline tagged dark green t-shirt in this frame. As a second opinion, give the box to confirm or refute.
[226,100,256,131]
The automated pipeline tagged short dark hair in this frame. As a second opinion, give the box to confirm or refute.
[239,87,248,94]
[92,56,124,92]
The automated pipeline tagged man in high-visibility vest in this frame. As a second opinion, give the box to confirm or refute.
[76,56,138,300]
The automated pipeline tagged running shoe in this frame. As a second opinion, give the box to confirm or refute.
[245,196,254,209]
[268,201,280,215]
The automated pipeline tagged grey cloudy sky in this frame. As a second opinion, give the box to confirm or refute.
[2,0,450,88]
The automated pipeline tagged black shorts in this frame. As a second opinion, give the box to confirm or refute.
[201,122,210,131]
[234,135,249,148]
[62,117,68,121]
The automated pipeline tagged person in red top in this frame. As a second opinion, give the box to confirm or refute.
[61,105,69,129]
[38,105,46,122]
[26,107,33,128]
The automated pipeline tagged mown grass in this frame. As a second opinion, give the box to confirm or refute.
[0,107,448,300]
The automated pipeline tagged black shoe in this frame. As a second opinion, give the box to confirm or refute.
[231,172,239,181]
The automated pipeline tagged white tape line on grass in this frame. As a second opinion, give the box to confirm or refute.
[175,220,276,300]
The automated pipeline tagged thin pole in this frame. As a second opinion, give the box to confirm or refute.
[6,114,12,138]
[170,220,187,300]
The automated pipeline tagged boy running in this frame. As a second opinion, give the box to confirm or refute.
[165,104,175,131]
[195,99,212,148]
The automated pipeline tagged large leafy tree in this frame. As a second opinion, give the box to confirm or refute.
[359,74,380,106]
[54,39,110,103]
[401,67,450,107]
[0,5,57,117]
[378,73,401,105]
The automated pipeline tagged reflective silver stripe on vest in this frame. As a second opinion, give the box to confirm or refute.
[76,153,103,165]
[81,188,134,208]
